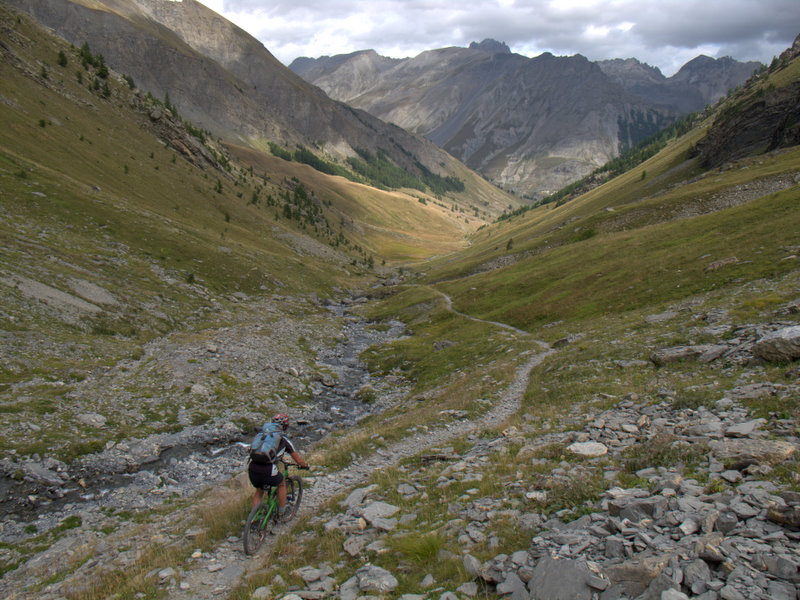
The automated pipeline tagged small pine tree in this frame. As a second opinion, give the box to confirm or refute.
[96,54,108,78]
[57,50,67,67]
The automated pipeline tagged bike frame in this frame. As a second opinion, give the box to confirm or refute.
[255,461,292,523]
[244,459,305,555]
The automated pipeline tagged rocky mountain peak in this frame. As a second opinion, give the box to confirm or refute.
[597,57,665,84]
[469,39,511,54]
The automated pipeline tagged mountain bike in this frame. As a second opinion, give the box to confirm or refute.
[243,460,306,555]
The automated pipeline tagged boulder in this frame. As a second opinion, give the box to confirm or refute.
[456,582,479,597]
[725,419,765,438]
[339,484,377,509]
[566,442,608,457]
[22,462,64,486]
[251,586,271,599]
[355,564,398,593]
[767,505,800,529]
[76,413,107,427]
[360,501,399,522]
[463,553,483,578]
[636,573,679,600]
[604,555,670,598]
[343,535,368,557]
[528,556,595,600]
[497,572,528,599]
[708,438,796,468]
[650,345,720,366]
[753,326,800,362]
[683,559,712,593]
[339,576,359,600]
[608,496,668,522]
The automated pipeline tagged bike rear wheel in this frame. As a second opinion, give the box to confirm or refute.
[283,476,303,522]
[243,501,273,555]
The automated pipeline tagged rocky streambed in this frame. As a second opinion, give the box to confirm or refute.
[0,298,406,547]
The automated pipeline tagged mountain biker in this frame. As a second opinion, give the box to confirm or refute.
[248,413,309,517]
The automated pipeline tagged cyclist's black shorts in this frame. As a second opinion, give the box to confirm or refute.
[248,461,284,489]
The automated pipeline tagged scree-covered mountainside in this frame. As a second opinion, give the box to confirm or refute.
[291,40,761,199]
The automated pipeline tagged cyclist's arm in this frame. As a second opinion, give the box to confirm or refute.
[289,450,309,469]
[281,437,309,469]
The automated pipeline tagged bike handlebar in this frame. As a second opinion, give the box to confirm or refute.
[281,459,310,470]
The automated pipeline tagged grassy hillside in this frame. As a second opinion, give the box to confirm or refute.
[227,144,475,263]
[0,3,502,464]
[420,119,799,331]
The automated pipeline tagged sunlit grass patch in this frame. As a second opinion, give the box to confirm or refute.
[390,532,445,564]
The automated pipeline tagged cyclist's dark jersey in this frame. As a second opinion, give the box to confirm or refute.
[271,436,296,474]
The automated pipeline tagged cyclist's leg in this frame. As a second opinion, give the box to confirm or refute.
[251,487,264,510]
[277,479,287,513]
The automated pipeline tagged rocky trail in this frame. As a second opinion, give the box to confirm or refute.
[0,289,549,599]
[166,340,553,600]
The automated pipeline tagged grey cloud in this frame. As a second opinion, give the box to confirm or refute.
[211,0,799,73]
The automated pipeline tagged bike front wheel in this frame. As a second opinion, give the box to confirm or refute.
[283,476,303,522]
[243,502,271,555]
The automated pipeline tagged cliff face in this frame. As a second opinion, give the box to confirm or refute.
[292,41,762,197]
[5,0,469,183]
[691,80,800,169]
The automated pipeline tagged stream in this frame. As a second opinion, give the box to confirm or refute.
[0,301,406,543]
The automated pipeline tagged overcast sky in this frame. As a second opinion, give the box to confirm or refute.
[195,1,799,76]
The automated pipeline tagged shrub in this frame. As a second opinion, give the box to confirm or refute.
[391,533,444,564]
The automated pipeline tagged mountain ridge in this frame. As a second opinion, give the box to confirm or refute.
[291,40,762,197]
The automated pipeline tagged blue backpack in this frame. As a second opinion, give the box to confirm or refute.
[249,422,283,464]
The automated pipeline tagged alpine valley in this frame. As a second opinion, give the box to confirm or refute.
[1,1,799,600]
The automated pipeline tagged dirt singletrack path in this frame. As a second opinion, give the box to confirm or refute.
[157,289,553,599]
